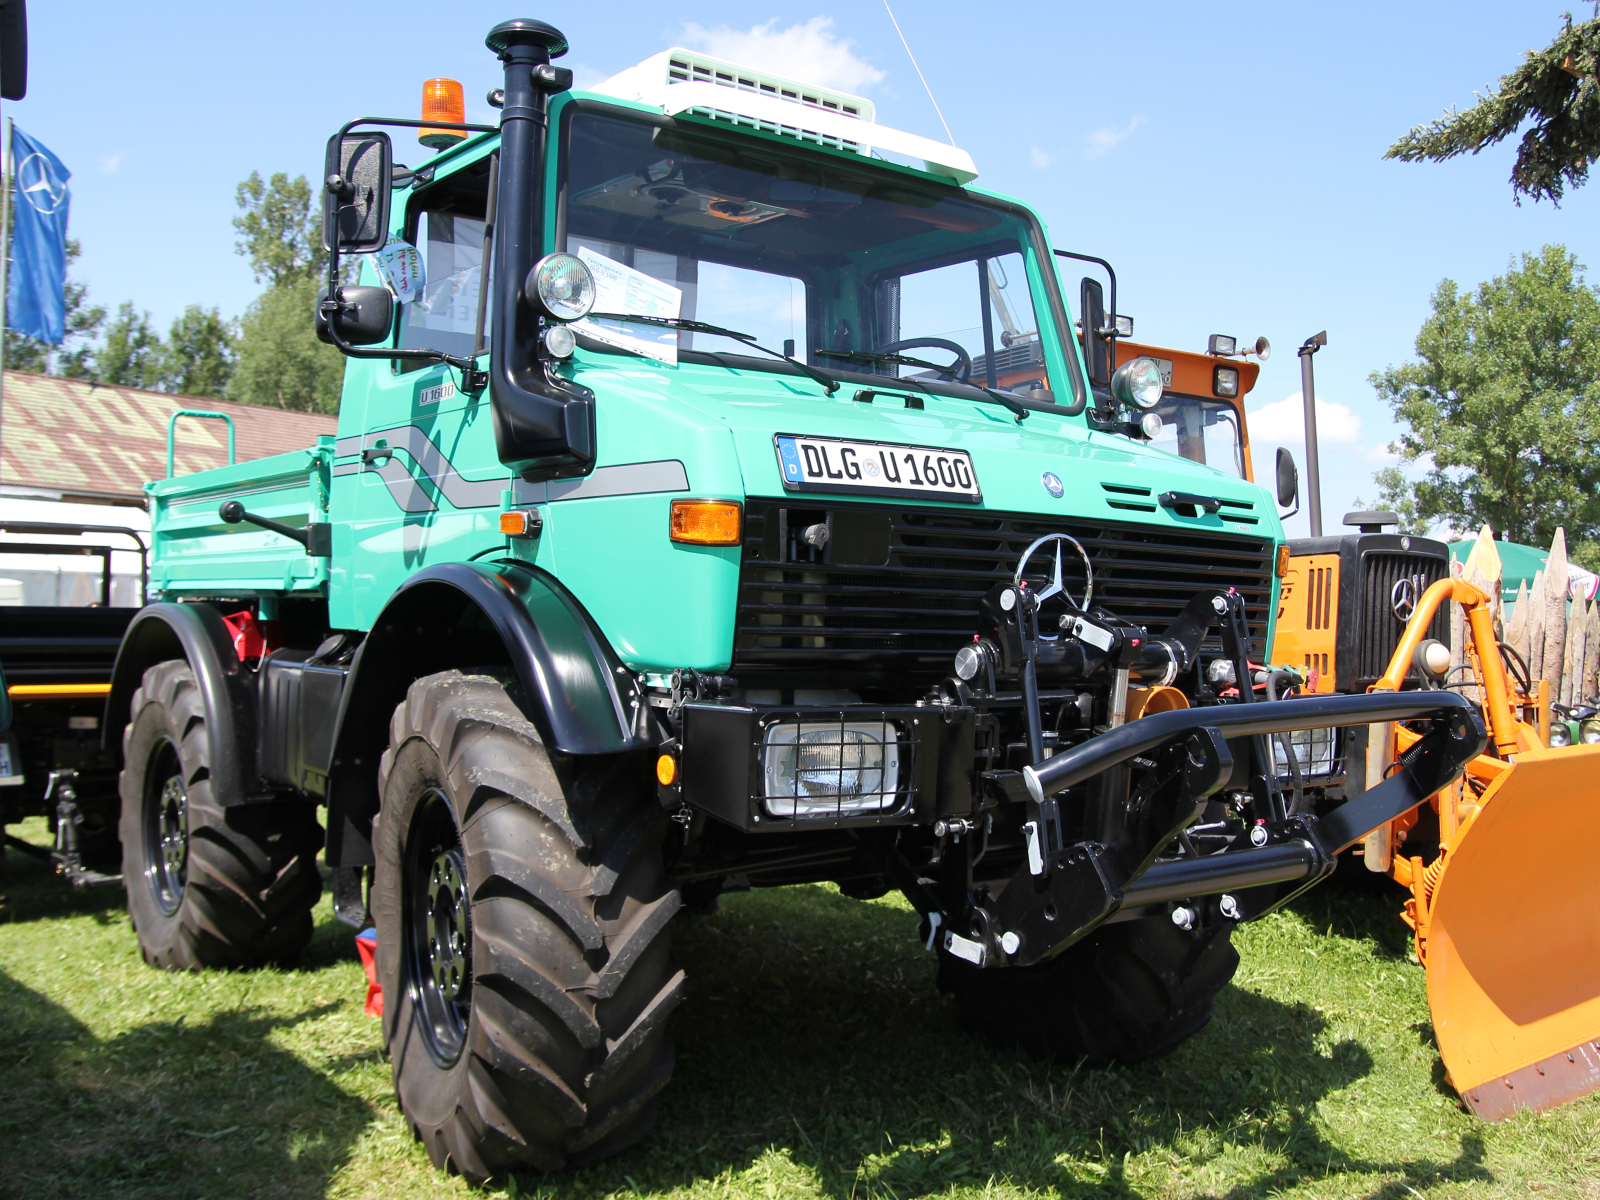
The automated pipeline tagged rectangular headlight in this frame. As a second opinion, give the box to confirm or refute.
[1274,726,1338,777]
[1207,334,1237,356]
[761,720,901,817]
[1213,365,1240,397]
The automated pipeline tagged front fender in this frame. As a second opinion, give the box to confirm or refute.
[324,560,649,868]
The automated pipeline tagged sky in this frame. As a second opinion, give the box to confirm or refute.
[6,1,1596,540]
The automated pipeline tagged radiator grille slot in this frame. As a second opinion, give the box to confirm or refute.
[736,501,1274,684]
[1350,550,1449,688]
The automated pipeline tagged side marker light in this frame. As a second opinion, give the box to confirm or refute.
[670,499,742,545]
[500,510,542,539]
[656,754,678,787]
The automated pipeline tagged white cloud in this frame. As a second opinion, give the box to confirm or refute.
[1030,146,1051,169]
[1247,391,1364,446]
[678,17,885,94]
[99,151,124,174]
[1083,116,1146,160]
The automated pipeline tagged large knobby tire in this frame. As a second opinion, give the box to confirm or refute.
[938,912,1239,1065]
[373,671,682,1181]
[119,660,323,970]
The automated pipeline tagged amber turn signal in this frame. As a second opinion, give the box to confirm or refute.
[419,77,467,148]
[1275,543,1290,578]
[670,499,742,545]
[500,510,542,539]
[656,754,678,787]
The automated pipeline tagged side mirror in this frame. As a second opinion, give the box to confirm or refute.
[1079,277,1109,386]
[322,131,392,254]
[316,286,394,347]
[1275,446,1299,509]
[0,0,27,101]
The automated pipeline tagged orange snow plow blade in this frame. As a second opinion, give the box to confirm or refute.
[1424,743,1600,1118]
[1370,571,1600,1119]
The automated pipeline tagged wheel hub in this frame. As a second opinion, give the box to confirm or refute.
[426,850,471,1004]
[404,789,474,1066]
[143,741,189,918]
[158,777,188,882]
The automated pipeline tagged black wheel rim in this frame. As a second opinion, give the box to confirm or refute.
[404,788,472,1066]
[142,737,188,916]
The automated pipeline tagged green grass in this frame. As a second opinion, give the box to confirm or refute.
[2,816,1597,1199]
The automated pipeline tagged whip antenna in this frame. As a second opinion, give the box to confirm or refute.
[882,0,954,145]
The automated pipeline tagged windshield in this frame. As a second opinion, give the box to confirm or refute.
[1143,395,1246,478]
[560,108,1077,400]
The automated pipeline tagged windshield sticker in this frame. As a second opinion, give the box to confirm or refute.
[370,234,425,303]
[574,246,682,365]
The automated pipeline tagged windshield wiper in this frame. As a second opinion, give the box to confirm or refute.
[586,312,840,395]
[817,349,1030,421]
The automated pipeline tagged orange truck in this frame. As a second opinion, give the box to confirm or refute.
[1105,328,1600,1119]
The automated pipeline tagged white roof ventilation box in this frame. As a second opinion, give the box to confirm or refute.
[591,49,978,185]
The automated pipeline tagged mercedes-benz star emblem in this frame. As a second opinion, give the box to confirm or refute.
[1391,577,1417,622]
[1041,471,1063,498]
[17,153,67,216]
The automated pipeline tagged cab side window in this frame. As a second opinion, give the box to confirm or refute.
[396,158,493,371]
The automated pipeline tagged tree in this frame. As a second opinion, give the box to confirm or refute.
[1372,244,1600,568]
[228,171,345,412]
[233,171,322,287]
[229,278,345,413]
[159,305,237,399]
[3,238,105,377]
[97,301,164,390]
[1387,12,1600,203]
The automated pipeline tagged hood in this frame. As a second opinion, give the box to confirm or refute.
[572,354,1280,541]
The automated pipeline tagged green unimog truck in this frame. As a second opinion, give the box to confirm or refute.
[97,19,1483,1181]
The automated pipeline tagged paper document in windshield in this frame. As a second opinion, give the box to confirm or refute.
[575,247,682,364]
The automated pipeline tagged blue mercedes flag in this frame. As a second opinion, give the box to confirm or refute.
[7,126,70,345]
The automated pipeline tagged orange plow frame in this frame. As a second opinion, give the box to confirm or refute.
[1369,577,1600,1118]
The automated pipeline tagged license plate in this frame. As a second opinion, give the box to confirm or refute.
[774,435,981,503]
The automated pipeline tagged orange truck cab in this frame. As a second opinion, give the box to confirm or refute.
[1111,338,1258,482]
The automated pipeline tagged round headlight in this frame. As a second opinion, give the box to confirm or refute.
[1582,718,1600,744]
[1110,356,1164,409]
[526,252,595,322]
[1139,411,1164,440]
[542,324,576,359]
[1550,722,1572,747]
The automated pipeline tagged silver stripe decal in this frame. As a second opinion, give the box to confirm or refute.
[371,457,438,513]
[332,425,506,510]
[513,460,690,505]
[332,430,687,511]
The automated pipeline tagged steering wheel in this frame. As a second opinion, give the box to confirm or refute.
[874,337,973,384]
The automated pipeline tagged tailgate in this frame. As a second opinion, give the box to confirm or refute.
[147,447,329,594]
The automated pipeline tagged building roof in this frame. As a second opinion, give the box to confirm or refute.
[0,371,338,504]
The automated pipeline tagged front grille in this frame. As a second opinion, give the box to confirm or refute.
[1350,550,1449,688]
[735,501,1274,684]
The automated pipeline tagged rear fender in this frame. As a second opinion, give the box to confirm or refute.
[323,560,650,869]
[104,602,257,805]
